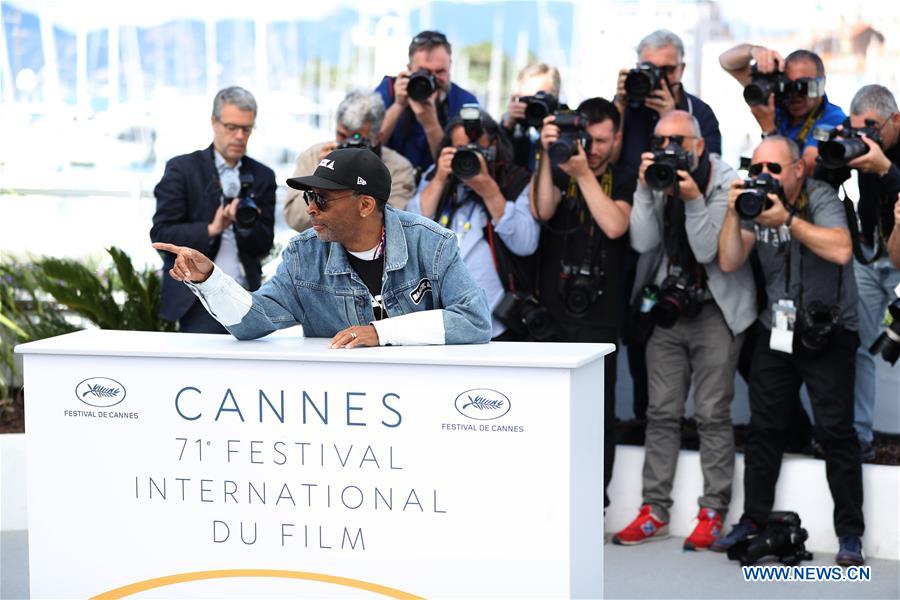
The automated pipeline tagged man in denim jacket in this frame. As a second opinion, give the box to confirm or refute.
[153,148,491,347]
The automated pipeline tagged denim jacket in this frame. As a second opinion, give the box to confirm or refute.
[188,206,492,345]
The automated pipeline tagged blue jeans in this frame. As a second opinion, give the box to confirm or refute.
[853,250,900,444]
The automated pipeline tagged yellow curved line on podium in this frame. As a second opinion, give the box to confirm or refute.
[90,569,425,599]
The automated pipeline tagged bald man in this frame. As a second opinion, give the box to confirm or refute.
[715,134,864,566]
[614,110,757,550]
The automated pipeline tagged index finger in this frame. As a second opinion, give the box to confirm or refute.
[152,242,184,254]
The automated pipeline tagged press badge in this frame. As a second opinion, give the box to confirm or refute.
[770,299,796,354]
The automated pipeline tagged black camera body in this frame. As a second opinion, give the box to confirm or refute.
[645,143,692,190]
[493,291,557,341]
[548,111,591,165]
[796,301,843,352]
[651,268,703,328]
[558,262,604,315]
[451,144,496,179]
[869,297,900,365]
[743,67,788,106]
[518,91,559,128]
[406,69,437,102]
[736,172,783,219]
[625,62,662,104]
[815,121,883,169]
[727,511,813,567]
[234,173,258,228]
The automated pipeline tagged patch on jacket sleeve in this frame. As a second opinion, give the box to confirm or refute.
[409,278,433,305]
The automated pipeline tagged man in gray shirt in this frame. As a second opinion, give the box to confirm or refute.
[716,135,864,566]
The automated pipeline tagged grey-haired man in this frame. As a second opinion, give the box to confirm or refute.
[284,89,416,232]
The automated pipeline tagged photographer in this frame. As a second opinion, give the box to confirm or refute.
[614,29,722,175]
[284,90,416,233]
[150,86,275,333]
[501,62,562,171]
[715,135,864,566]
[614,29,722,425]
[375,31,478,174]
[719,45,845,176]
[531,97,635,509]
[612,111,756,549]
[819,85,900,460]
[408,107,538,340]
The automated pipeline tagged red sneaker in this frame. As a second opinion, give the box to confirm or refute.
[612,505,669,545]
[683,508,723,551]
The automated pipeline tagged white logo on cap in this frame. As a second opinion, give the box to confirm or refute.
[357,176,367,185]
[318,159,335,170]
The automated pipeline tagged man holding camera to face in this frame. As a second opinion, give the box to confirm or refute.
[613,111,756,550]
[502,62,563,171]
[615,30,722,175]
[150,86,276,333]
[376,30,478,176]
[815,85,900,460]
[716,135,865,566]
[409,106,538,341]
[284,90,416,233]
[719,45,845,177]
[531,97,636,510]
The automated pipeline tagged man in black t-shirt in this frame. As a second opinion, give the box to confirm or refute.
[530,97,635,509]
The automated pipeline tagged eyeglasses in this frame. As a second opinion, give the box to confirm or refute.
[748,161,794,176]
[303,190,356,211]
[651,134,695,148]
[411,31,448,46]
[217,121,254,135]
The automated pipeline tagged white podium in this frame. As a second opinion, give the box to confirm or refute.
[16,330,613,599]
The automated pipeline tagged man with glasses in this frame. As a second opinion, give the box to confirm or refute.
[716,135,864,566]
[613,111,756,550]
[375,30,478,177]
[615,29,723,430]
[719,46,845,176]
[823,85,900,461]
[151,86,276,333]
[153,148,491,347]
[283,89,416,233]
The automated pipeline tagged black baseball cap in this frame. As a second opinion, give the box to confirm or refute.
[286,148,392,202]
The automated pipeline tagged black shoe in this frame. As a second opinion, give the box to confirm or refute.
[836,535,865,566]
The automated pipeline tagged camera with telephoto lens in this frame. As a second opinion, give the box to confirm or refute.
[736,172,784,219]
[796,301,843,352]
[644,142,693,190]
[869,297,900,365]
[493,291,557,341]
[727,511,813,567]
[518,91,559,128]
[743,65,788,106]
[651,267,703,328]
[548,111,591,164]
[814,120,883,169]
[234,173,258,228]
[451,144,497,179]
[625,62,662,103]
[559,261,604,315]
[406,69,437,102]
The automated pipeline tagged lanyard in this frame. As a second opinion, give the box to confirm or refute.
[780,100,825,146]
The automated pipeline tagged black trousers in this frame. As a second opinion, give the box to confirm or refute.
[179,300,228,334]
[743,322,864,537]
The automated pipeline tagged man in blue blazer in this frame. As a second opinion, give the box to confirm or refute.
[150,86,276,333]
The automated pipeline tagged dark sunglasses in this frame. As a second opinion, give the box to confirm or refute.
[651,134,694,148]
[303,190,355,211]
[411,32,448,48]
[748,161,791,176]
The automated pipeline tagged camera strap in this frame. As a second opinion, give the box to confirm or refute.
[779,100,825,147]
